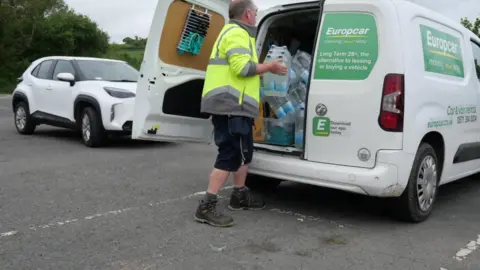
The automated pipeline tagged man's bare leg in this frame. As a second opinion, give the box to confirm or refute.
[233,164,248,188]
[207,168,230,195]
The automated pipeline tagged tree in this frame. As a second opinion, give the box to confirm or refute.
[30,10,109,58]
[0,0,110,92]
[122,36,147,48]
[461,17,480,38]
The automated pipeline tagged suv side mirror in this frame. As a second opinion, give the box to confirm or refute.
[57,73,76,86]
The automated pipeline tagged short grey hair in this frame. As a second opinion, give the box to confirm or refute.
[229,0,255,19]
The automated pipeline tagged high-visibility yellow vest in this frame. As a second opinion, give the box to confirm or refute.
[201,20,260,119]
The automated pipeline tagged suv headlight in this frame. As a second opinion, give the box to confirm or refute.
[103,87,136,98]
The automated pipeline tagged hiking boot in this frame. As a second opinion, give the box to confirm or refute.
[228,187,266,211]
[194,199,235,227]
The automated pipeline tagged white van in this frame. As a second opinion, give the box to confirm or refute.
[132,0,480,222]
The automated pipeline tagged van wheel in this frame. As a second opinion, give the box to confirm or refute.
[14,101,36,135]
[394,143,439,223]
[81,107,106,147]
[245,174,281,192]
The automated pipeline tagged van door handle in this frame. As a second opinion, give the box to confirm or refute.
[46,87,52,90]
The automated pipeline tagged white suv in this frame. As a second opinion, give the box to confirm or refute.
[11,56,138,147]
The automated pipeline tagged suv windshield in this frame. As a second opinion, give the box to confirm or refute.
[76,60,139,82]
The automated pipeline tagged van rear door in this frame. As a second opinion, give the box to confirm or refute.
[131,0,229,143]
[305,0,404,168]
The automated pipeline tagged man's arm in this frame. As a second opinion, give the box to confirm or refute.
[224,29,287,77]
[254,63,274,75]
[224,29,258,77]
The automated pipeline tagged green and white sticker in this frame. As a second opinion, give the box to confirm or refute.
[313,117,330,136]
[420,25,464,78]
[313,13,379,80]
[312,117,352,137]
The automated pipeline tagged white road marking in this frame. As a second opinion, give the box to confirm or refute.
[0,186,233,239]
[0,231,18,237]
[270,208,350,227]
[0,95,11,100]
[209,244,227,252]
[454,234,480,261]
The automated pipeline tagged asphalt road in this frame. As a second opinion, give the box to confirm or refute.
[0,95,479,270]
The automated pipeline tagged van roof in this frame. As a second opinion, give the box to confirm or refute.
[258,0,479,41]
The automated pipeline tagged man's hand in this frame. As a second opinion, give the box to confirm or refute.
[255,59,288,76]
[268,59,288,75]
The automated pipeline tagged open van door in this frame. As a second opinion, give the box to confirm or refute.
[304,1,404,168]
[132,0,230,143]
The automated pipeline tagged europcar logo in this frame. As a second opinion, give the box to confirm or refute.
[426,30,460,59]
[325,27,371,38]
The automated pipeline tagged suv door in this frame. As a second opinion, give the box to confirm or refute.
[132,0,230,143]
[30,60,55,115]
[50,60,77,120]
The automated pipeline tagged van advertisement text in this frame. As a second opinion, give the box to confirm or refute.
[313,117,351,137]
[447,105,477,124]
[427,105,477,129]
[314,13,378,80]
[420,25,464,78]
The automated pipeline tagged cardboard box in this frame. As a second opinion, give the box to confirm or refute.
[253,102,265,142]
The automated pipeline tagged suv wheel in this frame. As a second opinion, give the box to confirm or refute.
[14,101,35,135]
[81,107,105,147]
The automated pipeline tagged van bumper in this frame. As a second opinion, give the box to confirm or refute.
[249,150,415,197]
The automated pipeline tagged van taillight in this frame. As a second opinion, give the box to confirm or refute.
[379,74,404,132]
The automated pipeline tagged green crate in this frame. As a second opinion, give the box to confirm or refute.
[264,118,294,146]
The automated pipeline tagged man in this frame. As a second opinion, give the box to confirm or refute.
[194,0,288,227]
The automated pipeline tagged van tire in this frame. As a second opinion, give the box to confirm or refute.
[394,143,439,223]
[80,107,106,147]
[245,174,281,192]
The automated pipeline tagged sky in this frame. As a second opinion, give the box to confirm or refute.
[64,0,480,43]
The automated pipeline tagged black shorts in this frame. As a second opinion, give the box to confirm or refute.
[212,115,254,172]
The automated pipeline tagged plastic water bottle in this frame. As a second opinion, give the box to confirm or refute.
[288,67,299,87]
[273,47,292,94]
[294,104,305,149]
[264,96,294,120]
[262,45,292,96]
[262,50,277,91]
[287,83,307,108]
[292,51,312,84]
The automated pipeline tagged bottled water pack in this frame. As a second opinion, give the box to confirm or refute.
[291,50,312,84]
[262,45,292,96]
[259,46,312,148]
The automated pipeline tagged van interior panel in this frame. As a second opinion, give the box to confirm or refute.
[163,79,209,119]
[158,0,225,71]
[259,9,320,62]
